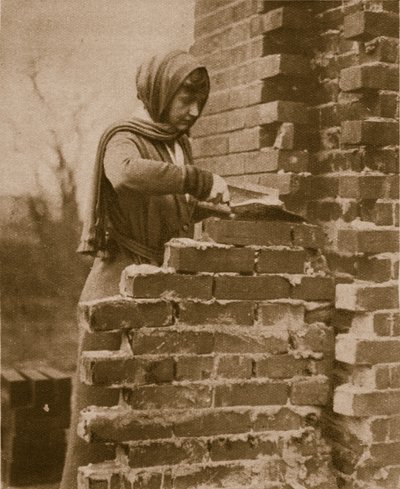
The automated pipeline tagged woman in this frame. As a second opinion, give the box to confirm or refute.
[60,50,229,488]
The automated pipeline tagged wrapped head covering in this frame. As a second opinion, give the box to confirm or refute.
[77,50,209,256]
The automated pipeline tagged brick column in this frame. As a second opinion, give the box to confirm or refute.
[76,219,338,488]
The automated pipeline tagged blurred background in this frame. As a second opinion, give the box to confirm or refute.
[0,0,195,372]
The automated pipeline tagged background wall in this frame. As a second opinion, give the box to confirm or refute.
[0,0,195,371]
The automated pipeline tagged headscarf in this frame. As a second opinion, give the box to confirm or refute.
[77,50,210,256]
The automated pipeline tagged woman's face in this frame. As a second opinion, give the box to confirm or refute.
[166,87,207,132]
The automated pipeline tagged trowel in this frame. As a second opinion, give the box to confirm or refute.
[197,182,306,222]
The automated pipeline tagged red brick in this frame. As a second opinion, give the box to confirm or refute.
[80,351,175,386]
[216,355,253,379]
[121,469,162,489]
[191,134,229,158]
[178,300,255,326]
[341,119,399,146]
[215,329,289,354]
[336,282,399,311]
[173,409,252,437]
[343,11,399,40]
[78,406,173,442]
[121,267,213,300]
[336,335,400,365]
[79,298,174,332]
[340,63,399,92]
[338,175,398,199]
[129,329,215,355]
[127,438,207,468]
[258,302,304,327]
[165,240,255,273]
[175,355,214,381]
[257,247,306,273]
[334,384,400,416]
[204,219,324,248]
[251,6,312,35]
[124,383,212,410]
[209,433,279,461]
[254,354,311,378]
[214,380,289,406]
[81,330,122,351]
[214,274,291,300]
[291,276,335,301]
[290,376,330,406]
[337,228,399,253]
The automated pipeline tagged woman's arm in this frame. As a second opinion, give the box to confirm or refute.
[103,131,213,200]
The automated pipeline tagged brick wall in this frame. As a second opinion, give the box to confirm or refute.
[190,1,399,488]
[76,222,338,488]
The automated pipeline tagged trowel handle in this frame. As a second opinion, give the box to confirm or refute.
[197,201,232,216]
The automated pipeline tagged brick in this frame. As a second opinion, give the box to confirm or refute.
[251,6,312,35]
[374,311,400,336]
[338,228,399,253]
[214,329,289,354]
[121,265,213,300]
[364,147,399,173]
[78,406,173,442]
[369,442,400,467]
[165,239,255,273]
[290,376,330,406]
[214,380,289,406]
[175,355,214,381]
[195,150,279,175]
[338,175,398,199]
[290,322,334,353]
[253,406,312,431]
[254,354,311,378]
[341,119,399,146]
[334,384,400,416]
[129,329,215,355]
[124,383,213,410]
[336,335,400,365]
[173,409,252,437]
[209,433,279,461]
[78,462,122,489]
[204,219,325,248]
[81,330,122,351]
[191,133,229,157]
[127,438,207,468]
[121,469,162,489]
[214,274,291,300]
[257,247,306,273]
[360,36,399,64]
[258,302,304,327]
[79,298,174,332]
[178,300,255,326]
[81,351,175,386]
[1,368,31,408]
[216,355,253,379]
[336,282,399,311]
[340,63,399,92]
[291,276,335,301]
[343,11,399,40]
[229,126,264,153]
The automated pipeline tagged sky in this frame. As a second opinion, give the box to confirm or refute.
[0,0,195,215]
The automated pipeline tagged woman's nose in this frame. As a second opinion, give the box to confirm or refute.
[189,102,199,118]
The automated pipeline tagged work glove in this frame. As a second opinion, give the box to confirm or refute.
[206,174,230,204]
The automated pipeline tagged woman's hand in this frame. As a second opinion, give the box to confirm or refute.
[206,174,230,204]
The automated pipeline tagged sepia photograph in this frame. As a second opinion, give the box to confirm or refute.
[1,1,399,488]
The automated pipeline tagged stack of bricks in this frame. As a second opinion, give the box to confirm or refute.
[1,366,71,486]
[308,2,400,488]
[77,218,338,488]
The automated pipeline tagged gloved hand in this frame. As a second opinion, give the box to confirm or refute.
[206,174,230,204]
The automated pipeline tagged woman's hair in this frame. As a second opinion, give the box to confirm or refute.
[181,67,209,95]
